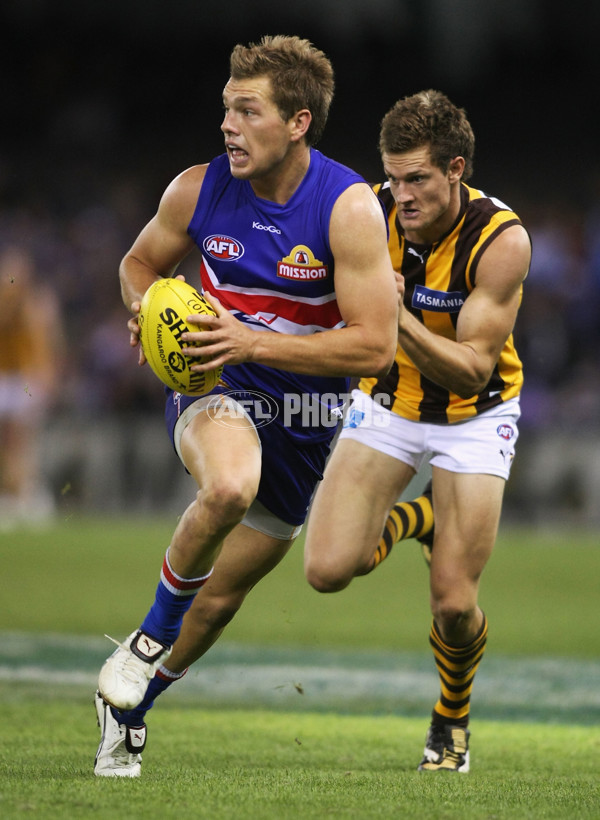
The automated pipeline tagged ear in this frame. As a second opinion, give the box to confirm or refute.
[289,109,312,142]
[448,156,465,183]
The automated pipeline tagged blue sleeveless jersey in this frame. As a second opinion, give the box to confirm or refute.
[186,149,366,443]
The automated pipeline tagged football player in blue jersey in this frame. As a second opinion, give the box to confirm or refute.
[93,34,398,776]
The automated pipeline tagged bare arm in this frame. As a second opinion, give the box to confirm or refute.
[183,183,398,378]
[119,165,207,357]
[398,224,531,398]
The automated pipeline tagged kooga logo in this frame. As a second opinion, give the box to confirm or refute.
[252,221,281,234]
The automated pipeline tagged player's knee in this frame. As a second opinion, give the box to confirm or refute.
[431,596,474,633]
[198,476,257,527]
[305,556,353,593]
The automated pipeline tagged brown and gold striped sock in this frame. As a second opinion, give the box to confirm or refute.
[368,488,434,571]
[429,614,488,728]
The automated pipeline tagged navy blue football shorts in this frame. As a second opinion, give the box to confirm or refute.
[164,386,334,535]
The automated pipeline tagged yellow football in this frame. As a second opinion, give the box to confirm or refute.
[138,278,223,396]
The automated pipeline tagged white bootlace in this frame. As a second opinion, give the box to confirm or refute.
[104,633,153,684]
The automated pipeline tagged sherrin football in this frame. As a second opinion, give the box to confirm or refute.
[138,278,223,396]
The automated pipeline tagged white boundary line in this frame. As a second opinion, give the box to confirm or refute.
[1,632,599,719]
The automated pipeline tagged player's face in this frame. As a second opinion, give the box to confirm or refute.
[221,75,295,182]
[382,147,463,244]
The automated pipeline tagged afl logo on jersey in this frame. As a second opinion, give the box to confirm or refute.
[203,235,244,261]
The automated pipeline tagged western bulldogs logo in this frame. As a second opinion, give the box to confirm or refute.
[203,234,244,261]
[497,424,514,441]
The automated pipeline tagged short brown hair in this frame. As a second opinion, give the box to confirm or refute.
[379,90,475,180]
[229,35,335,146]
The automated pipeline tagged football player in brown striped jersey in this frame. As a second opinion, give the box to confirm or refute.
[305,90,531,772]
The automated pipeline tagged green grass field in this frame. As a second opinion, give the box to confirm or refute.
[1,516,599,818]
[1,696,598,819]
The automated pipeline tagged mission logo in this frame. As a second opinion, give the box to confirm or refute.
[277,245,329,281]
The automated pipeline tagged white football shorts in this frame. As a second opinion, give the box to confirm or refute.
[339,389,520,480]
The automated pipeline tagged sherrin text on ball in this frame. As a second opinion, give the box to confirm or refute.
[138,278,223,396]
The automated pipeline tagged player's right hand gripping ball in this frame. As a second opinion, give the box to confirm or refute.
[138,278,224,396]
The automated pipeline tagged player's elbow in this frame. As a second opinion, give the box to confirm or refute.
[361,351,394,379]
[452,368,492,399]
[374,352,395,378]
[344,322,396,377]
[364,334,397,378]
[452,380,480,400]
[447,346,495,398]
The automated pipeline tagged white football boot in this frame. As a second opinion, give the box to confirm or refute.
[94,691,146,777]
[98,630,171,711]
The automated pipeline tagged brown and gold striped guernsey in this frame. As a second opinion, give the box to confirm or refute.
[360,182,525,424]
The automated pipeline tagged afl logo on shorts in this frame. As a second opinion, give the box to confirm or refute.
[203,235,244,261]
[497,424,514,441]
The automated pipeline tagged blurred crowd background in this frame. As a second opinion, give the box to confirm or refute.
[2,1,600,528]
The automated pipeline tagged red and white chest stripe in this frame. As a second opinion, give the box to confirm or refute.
[199,258,344,335]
